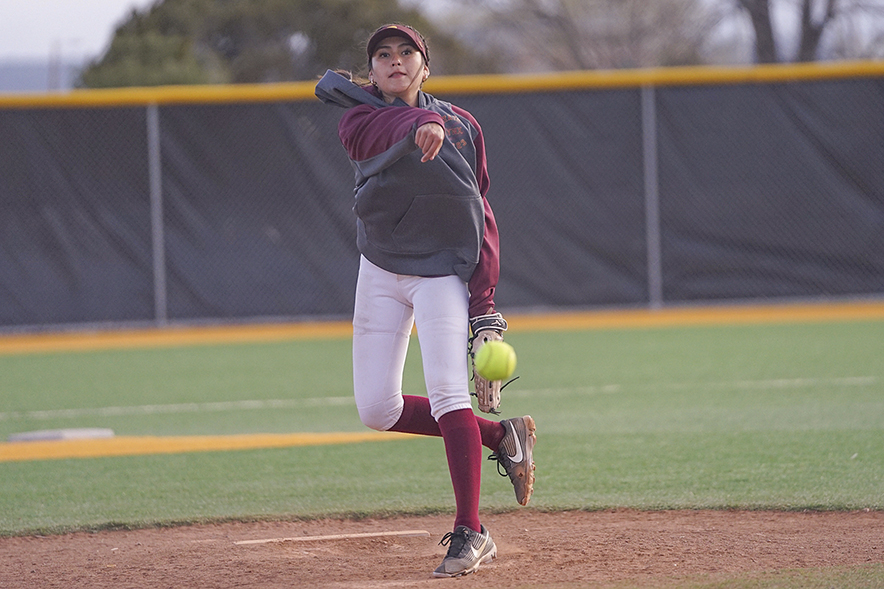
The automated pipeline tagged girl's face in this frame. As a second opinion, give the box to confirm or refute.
[369,35,428,107]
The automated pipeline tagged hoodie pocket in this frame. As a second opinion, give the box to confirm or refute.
[390,194,483,255]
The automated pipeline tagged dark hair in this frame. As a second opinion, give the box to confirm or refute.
[333,68,371,87]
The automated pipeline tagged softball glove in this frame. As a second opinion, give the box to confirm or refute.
[469,312,508,414]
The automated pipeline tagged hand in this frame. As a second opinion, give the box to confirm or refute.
[415,122,444,162]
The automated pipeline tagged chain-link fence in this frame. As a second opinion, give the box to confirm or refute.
[1,65,883,331]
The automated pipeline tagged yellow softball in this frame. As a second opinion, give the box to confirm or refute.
[474,340,517,381]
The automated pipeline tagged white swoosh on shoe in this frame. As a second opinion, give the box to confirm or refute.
[506,421,523,463]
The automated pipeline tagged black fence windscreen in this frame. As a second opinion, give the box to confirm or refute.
[0,107,154,326]
[656,79,884,301]
[1,72,882,330]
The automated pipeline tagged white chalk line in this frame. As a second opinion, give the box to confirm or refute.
[506,376,878,400]
[0,376,876,422]
[233,529,431,545]
[0,396,354,422]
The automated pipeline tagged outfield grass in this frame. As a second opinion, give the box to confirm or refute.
[0,313,882,536]
[609,563,884,589]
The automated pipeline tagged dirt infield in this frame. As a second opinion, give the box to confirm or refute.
[2,510,881,588]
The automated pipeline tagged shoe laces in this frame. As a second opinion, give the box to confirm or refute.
[439,528,470,557]
[488,421,519,477]
[487,451,511,478]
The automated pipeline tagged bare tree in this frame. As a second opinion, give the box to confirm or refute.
[734,0,778,61]
[445,0,719,72]
[827,8,884,58]
[719,0,884,62]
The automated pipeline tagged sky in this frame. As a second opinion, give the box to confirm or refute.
[0,0,155,63]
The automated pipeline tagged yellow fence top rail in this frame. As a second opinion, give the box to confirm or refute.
[2,60,883,109]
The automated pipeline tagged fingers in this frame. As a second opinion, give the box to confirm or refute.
[415,122,444,162]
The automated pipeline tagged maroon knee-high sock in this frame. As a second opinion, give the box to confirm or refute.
[389,395,506,452]
[437,408,483,533]
[476,415,506,451]
[388,395,441,436]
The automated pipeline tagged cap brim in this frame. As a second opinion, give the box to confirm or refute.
[367,26,424,59]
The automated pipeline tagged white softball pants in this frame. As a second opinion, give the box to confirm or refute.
[352,256,472,430]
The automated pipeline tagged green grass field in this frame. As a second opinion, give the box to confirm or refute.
[1,312,881,539]
[2,310,883,587]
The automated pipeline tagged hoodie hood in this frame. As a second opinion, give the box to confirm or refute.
[315,70,391,109]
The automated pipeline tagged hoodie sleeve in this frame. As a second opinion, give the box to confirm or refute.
[452,105,499,317]
[339,103,444,162]
[467,197,499,317]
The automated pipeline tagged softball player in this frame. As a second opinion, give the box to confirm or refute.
[316,24,536,578]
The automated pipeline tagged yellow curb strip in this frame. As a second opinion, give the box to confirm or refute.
[1,301,882,356]
[0,431,409,463]
[513,301,884,332]
[0,321,353,356]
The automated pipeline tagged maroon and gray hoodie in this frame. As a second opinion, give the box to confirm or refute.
[315,70,499,316]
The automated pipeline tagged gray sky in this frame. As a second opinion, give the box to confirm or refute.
[0,0,155,62]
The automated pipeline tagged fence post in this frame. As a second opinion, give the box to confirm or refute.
[147,103,168,326]
[642,85,663,310]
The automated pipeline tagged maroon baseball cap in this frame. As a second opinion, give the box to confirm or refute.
[366,24,429,63]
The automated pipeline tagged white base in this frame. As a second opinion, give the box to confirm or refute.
[8,428,115,442]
